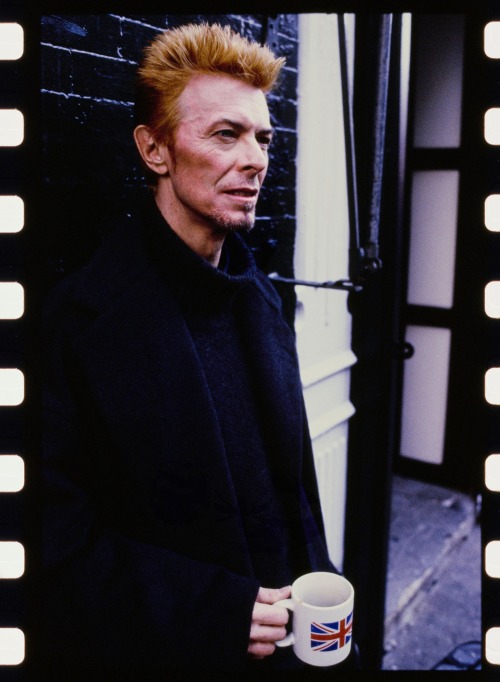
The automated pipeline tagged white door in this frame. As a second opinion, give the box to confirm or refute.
[295,14,356,571]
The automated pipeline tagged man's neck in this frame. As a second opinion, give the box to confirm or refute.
[153,188,224,268]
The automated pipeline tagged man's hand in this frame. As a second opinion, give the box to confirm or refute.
[247,585,292,660]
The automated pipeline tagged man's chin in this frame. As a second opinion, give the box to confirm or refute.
[211,211,256,234]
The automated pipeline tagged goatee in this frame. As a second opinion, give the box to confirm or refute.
[210,208,256,234]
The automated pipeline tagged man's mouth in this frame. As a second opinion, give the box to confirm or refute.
[224,188,259,197]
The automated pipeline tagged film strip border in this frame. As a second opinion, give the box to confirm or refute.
[483,12,500,671]
[0,5,499,676]
[0,6,29,675]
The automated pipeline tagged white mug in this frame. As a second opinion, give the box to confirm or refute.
[275,571,354,667]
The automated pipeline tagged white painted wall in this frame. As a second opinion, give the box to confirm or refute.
[295,14,356,571]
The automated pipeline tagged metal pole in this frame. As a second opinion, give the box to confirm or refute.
[366,14,393,271]
[338,14,364,282]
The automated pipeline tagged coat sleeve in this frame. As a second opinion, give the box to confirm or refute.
[40,293,260,673]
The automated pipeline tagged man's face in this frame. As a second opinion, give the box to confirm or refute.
[162,73,272,235]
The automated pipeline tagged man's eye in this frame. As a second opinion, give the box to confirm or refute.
[258,137,272,148]
[217,129,236,140]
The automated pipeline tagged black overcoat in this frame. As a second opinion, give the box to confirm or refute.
[41,197,333,673]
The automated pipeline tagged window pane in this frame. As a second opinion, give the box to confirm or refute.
[400,326,451,465]
[412,15,464,148]
[407,171,459,308]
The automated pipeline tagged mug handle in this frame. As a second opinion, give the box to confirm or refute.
[274,598,295,647]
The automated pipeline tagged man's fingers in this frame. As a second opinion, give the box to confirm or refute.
[247,622,287,661]
[252,601,289,627]
[255,585,291,605]
[247,585,292,660]
[249,622,287,643]
[247,641,276,660]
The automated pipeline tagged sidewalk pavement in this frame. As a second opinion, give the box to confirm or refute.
[382,474,481,671]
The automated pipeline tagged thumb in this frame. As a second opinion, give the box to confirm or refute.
[256,585,292,605]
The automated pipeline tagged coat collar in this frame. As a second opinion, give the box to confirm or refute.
[141,194,258,312]
[70,192,260,318]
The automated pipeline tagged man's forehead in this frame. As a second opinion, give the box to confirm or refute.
[179,73,271,126]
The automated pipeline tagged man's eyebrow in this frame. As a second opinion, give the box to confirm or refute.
[211,118,274,136]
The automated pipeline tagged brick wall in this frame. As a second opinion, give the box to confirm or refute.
[39,13,299,319]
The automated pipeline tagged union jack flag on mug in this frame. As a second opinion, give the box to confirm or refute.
[310,612,353,652]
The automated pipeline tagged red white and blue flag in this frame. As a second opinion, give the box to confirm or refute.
[310,612,353,652]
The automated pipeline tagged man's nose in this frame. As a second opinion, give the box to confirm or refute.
[238,137,268,174]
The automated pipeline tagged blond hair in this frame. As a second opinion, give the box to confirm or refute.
[135,22,285,146]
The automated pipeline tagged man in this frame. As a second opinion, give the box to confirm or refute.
[41,23,348,673]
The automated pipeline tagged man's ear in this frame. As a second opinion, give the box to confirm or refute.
[133,125,171,177]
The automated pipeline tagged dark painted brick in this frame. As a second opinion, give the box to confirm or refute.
[265,136,297,185]
[41,95,136,185]
[277,15,300,40]
[118,16,169,29]
[258,186,296,218]
[165,15,244,31]
[42,47,136,102]
[41,15,93,45]
[114,20,165,63]
[240,16,266,42]
[276,38,298,70]
[41,15,123,58]
[247,215,296,276]
[271,68,297,101]
[268,96,297,131]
